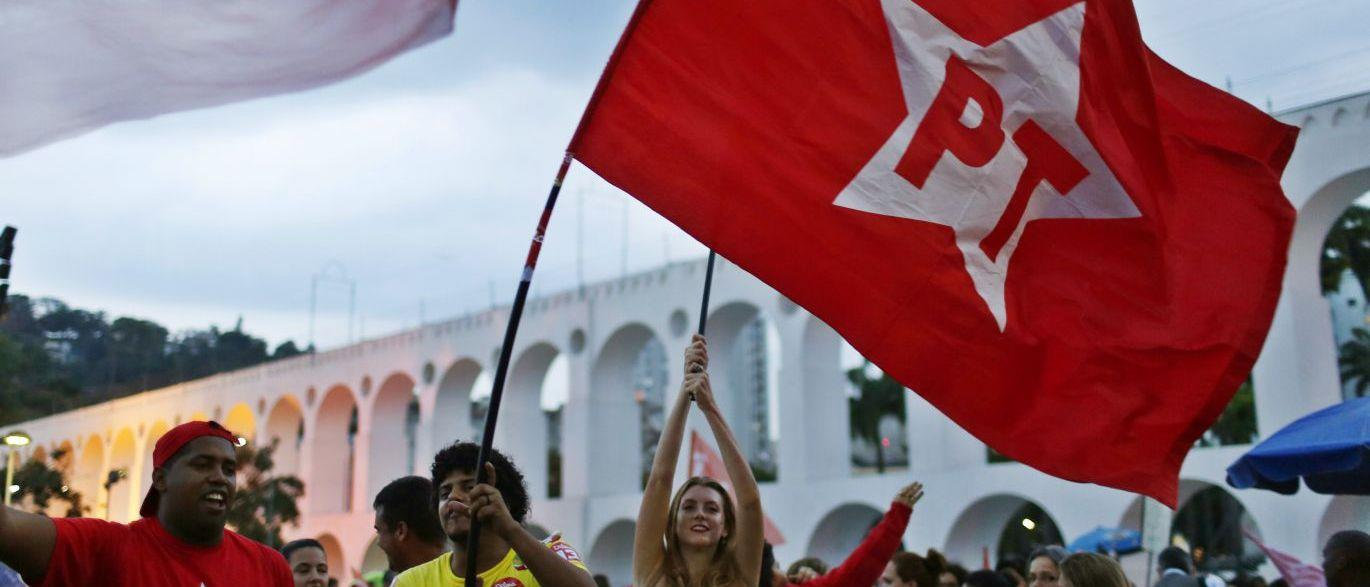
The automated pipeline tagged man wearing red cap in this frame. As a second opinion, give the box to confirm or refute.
[0,420,294,586]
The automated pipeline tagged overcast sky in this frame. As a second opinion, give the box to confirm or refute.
[2,0,1367,351]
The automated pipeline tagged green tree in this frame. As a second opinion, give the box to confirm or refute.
[846,361,906,473]
[1321,205,1370,298]
[1200,378,1259,447]
[1339,328,1370,398]
[2,448,87,517]
[226,439,305,548]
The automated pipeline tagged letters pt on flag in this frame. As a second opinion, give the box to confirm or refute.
[0,0,457,158]
[571,0,1297,505]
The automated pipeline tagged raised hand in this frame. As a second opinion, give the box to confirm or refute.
[894,481,925,509]
[468,462,520,539]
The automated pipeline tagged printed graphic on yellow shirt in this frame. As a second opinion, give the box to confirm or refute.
[392,536,588,587]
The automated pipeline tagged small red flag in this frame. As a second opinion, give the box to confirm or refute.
[689,431,786,545]
[572,0,1297,505]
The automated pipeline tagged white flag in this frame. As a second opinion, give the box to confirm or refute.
[0,0,456,157]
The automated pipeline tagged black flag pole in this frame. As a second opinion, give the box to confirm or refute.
[464,153,572,586]
[687,250,718,399]
[0,226,16,319]
[697,250,716,336]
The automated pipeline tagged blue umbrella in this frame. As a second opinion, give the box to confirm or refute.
[1226,396,1370,495]
[1068,526,1142,554]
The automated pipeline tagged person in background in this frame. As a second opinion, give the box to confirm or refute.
[283,539,330,587]
[965,569,1012,587]
[1155,546,1200,587]
[0,420,293,586]
[633,335,765,587]
[880,550,948,587]
[1323,530,1370,587]
[1059,552,1127,587]
[997,556,1027,587]
[940,563,969,587]
[786,557,829,582]
[1025,545,1067,587]
[373,476,448,574]
[393,442,595,587]
[773,482,926,587]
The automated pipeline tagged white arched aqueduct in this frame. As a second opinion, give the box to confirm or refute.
[8,91,1370,578]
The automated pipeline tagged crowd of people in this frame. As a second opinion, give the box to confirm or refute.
[0,335,1366,587]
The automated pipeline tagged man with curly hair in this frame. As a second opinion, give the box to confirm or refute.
[393,441,596,587]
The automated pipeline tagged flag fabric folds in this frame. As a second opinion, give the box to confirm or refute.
[689,431,786,545]
[0,0,457,157]
[572,0,1298,505]
[1245,530,1327,587]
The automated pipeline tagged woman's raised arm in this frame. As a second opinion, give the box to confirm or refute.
[690,339,764,587]
[632,334,706,585]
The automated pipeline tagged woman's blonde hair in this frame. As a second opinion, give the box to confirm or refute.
[1060,552,1128,587]
[644,477,744,587]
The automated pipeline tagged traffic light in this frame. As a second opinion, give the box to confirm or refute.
[0,226,15,318]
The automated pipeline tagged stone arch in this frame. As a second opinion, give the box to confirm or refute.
[1291,169,1370,296]
[432,358,482,452]
[368,372,419,502]
[806,503,885,565]
[1171,480,1262,568]
[139,421,171,502]
[265,396,305,476]
[316,533,346,583]
[107,428,137,522]
[75,435,105,517]
[223,403,256,441]
[589,519,637,587]
[799,318,852,479]
[311,385,359,514]
[53,440,75,472]
[589,322,669,495]
[705,301,782,480]
[501,342,561,500]
[945,494,1064,567]
[1319,495,1370,547]
[360,535,388,577]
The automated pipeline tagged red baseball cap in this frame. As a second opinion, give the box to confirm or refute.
[139,420,239,518]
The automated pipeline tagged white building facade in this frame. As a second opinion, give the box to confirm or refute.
[7,91,1370,585]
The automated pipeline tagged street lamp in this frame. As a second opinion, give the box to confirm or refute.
[2,430,31,507]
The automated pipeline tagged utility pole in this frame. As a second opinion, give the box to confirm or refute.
[309,261,357,350]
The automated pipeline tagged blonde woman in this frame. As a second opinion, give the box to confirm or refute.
[1059,553,1128,587]
[634,335,764,587]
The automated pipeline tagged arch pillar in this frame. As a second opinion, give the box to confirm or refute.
[413,381,438,477]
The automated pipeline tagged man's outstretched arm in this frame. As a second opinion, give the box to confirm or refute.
[0,504,57,582]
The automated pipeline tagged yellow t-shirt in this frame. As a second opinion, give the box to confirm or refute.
[393,537,589,587]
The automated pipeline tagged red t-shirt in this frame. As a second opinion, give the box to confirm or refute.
[31,517,293,586]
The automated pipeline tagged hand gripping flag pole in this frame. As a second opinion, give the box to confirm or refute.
[687,250,718,399]
[464,153,572,586]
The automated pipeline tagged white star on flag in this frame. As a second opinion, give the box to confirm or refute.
[834,0,1139,330]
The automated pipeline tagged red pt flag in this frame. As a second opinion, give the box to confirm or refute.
[572,0,1298,505]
